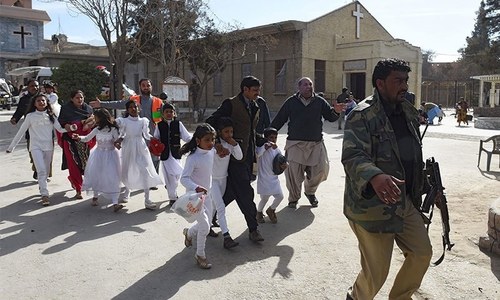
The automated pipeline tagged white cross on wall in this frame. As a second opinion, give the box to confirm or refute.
[352,3,364,39]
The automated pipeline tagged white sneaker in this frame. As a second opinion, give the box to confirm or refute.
[144,200,157,210]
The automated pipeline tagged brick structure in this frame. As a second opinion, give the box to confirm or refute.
[479,198,500,255]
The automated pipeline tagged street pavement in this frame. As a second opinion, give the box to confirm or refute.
[0,108,499,299]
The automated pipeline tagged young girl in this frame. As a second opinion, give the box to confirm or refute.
[115,100,163,210]
[180,124,216,269]
[73,108,123,212]
[211,117,242,249]
[153,103,192,206]
[256,127,286,224]
[6,94,69,206]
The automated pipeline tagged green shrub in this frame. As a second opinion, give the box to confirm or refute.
[51,61,107,103]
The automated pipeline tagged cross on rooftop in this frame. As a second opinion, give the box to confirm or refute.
[352,4,364,39]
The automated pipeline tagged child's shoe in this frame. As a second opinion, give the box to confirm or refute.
[144,199,157,210]
[113,204,124,212]
[195,255,212,269]
[266,207,278,224]
[223,236,239,249]
[256,211,265,223]
[41,196,50,207]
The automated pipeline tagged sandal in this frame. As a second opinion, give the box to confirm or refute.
[91,198,99,206]
[41,196,50,207]
[113,204,124,212]
[74,193,83,200]
[194,255,212,269]
[183,228,192,247]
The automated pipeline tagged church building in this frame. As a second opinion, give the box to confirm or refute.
[0,0,109,85]
[195,1,422,110]
[0,0,50,77]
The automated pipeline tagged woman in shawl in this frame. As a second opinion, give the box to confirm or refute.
[58,90,95,199]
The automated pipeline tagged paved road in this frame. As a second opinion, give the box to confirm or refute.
[0,108,499,299]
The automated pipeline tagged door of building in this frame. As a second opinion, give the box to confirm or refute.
[348,72,366,100]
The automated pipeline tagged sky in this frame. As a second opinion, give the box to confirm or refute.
[32,0,482,62]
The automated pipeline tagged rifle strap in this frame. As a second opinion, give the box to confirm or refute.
[431,235,447,266]
[424,204,446,266]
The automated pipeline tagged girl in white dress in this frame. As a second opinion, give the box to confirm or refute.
[6,94,68,206]
[115,100,163,210]
[180,124,216,269]
[73,108,123,212]
[153,103,192,205]
[256,127,287,224]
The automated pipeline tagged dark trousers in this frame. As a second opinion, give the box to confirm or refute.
[223,160,258,232]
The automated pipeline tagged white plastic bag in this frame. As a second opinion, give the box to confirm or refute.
[171,191,205,223]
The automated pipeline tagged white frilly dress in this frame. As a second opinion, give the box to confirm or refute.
[80,127,121,201]
[116,116,163,190]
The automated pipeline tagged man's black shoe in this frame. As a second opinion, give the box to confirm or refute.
[212,213,220,227]
[207,228,219,237]
[304,193,319,207]
[249,230,264,242]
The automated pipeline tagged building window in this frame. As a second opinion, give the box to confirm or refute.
[314,60,326,93]
[213,71,222,95]
[242,63,252,78]
[275,59,287,94]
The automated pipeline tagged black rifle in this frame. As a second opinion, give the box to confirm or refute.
[420,157,455,266]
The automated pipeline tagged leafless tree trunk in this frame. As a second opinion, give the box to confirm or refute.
[50,0,135,100]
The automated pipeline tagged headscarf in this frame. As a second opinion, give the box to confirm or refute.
[58,101,93,124]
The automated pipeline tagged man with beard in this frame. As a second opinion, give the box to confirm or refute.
[342,58,432,299]
[90,78,164,190]
[206,76,265,243]
[11,79,42,180]
[270,77,343,209]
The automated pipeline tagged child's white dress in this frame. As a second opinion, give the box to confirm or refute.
[80,127,121,201]
[117,116,163,190]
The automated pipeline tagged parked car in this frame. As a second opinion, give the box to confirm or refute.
[0,78,13,110]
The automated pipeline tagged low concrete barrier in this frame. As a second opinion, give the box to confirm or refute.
[475,117,500,130]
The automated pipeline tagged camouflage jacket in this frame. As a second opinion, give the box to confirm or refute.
[341,90,424,233]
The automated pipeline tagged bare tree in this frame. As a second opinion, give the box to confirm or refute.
[47,0,136,99]
[187,27,277,116]
[130,0,208,77]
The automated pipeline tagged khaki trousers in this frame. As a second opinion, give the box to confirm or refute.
[349,199,432,300]
[284,143,329,202]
